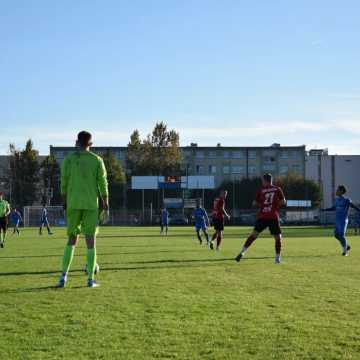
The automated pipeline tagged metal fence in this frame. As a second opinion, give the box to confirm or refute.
[20,206,360,227]
[23,206,65,227]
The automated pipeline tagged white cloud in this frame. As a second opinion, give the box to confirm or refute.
[0,128,132,154]
[1,118,359,155]
[178,121,327,140]
[307,139,360,155]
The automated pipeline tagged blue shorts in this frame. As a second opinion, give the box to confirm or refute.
[335,220,348,237]
[41,217,49,226]
[195,221,207,232]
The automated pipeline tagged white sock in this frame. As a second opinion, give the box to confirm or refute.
[240,246,247,255]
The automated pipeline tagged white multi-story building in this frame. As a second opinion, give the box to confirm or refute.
[50,143,306,187]
[306,149,360,208]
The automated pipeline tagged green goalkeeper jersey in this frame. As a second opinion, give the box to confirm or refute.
[61,150,108,210]
[0,200,10,217]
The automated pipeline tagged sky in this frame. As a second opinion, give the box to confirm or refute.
[1,0,359,154]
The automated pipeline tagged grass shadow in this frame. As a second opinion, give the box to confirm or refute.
[1,284,87,294]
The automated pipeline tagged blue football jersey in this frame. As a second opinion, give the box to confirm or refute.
[11,211,21,222]
[161,210,169,223]
[334,196,352,222]
[193,207,207,224]
[41,208,48,220]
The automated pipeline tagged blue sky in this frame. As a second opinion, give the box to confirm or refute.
[1,0,359,154]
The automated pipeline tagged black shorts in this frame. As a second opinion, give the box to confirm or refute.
[0,217,8,232]
[213,218,224,231]
[254,218,281,236]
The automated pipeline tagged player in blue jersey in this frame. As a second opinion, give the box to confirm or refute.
[322,185,360,256]
[11,208,22,235]
[192,199,210,245]
[353,209,360,235]
[39,205,53,235]
[160,208,170,235]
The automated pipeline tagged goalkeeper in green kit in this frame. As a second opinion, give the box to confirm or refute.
[56,131,109,288]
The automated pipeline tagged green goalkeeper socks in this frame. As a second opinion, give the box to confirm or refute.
[62,245,75,275]
[86,248,96,280]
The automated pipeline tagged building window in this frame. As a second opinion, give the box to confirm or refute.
[263,150,276,157]
[280,151,288,159]
[232,166,245,174]
[196,151,205,159]
[292,164,300,173]
[182,150,191,158]
[248,166,257,175]
[263,164,276,172]
[232,151,245,159]
[196,165,204,174]
[223,166,230,175]
[292,151,301,160]
[279,165,289,175]
[263,156,275,164]
[223,151,231,159]
[209,165,217,174]
[208,151,217,158]
[248,150,257,159]
[116,152,123,162]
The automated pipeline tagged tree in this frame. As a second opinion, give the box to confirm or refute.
[40,155,61,205]
[6,140,40,207]
[218,174,321,210]
[145,123,182,175]
[218,177,262,209]
[102,150,126,209]
[125,122,182,176]
[126,130,145,176]
[276,173,322,208]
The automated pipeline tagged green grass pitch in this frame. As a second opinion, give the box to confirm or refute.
[0,226,360,359]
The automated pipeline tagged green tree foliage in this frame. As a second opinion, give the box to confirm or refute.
[126,122,182,176]
[7,140,40,207]
[276,173,321,208]
[126,129,145,175]
[40,155,61,205]
[102,150,126,209]
[218,177,262,209]
[219,174,321,209]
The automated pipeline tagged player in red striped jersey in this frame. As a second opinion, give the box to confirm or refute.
[235,173,286,264]
[210,190,230,250]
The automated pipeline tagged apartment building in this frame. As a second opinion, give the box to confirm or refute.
[50,143,306,187]
[306,149,360,208]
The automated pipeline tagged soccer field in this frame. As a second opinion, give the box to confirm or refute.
[0,226,359,360]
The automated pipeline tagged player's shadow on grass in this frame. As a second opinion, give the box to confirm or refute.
[101,257,272,271]
[0,253,330,278]
[0,269,59,277]
[99,234,190,239]
[0,268,92,277]
[101,253,330,271]
[2,285,56,293]
[0,249,197,261]
[0,257,250,279]
[1,284,87,294]
[122,254,328,266]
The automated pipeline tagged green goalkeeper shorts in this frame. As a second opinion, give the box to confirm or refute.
[66,209,99,237]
